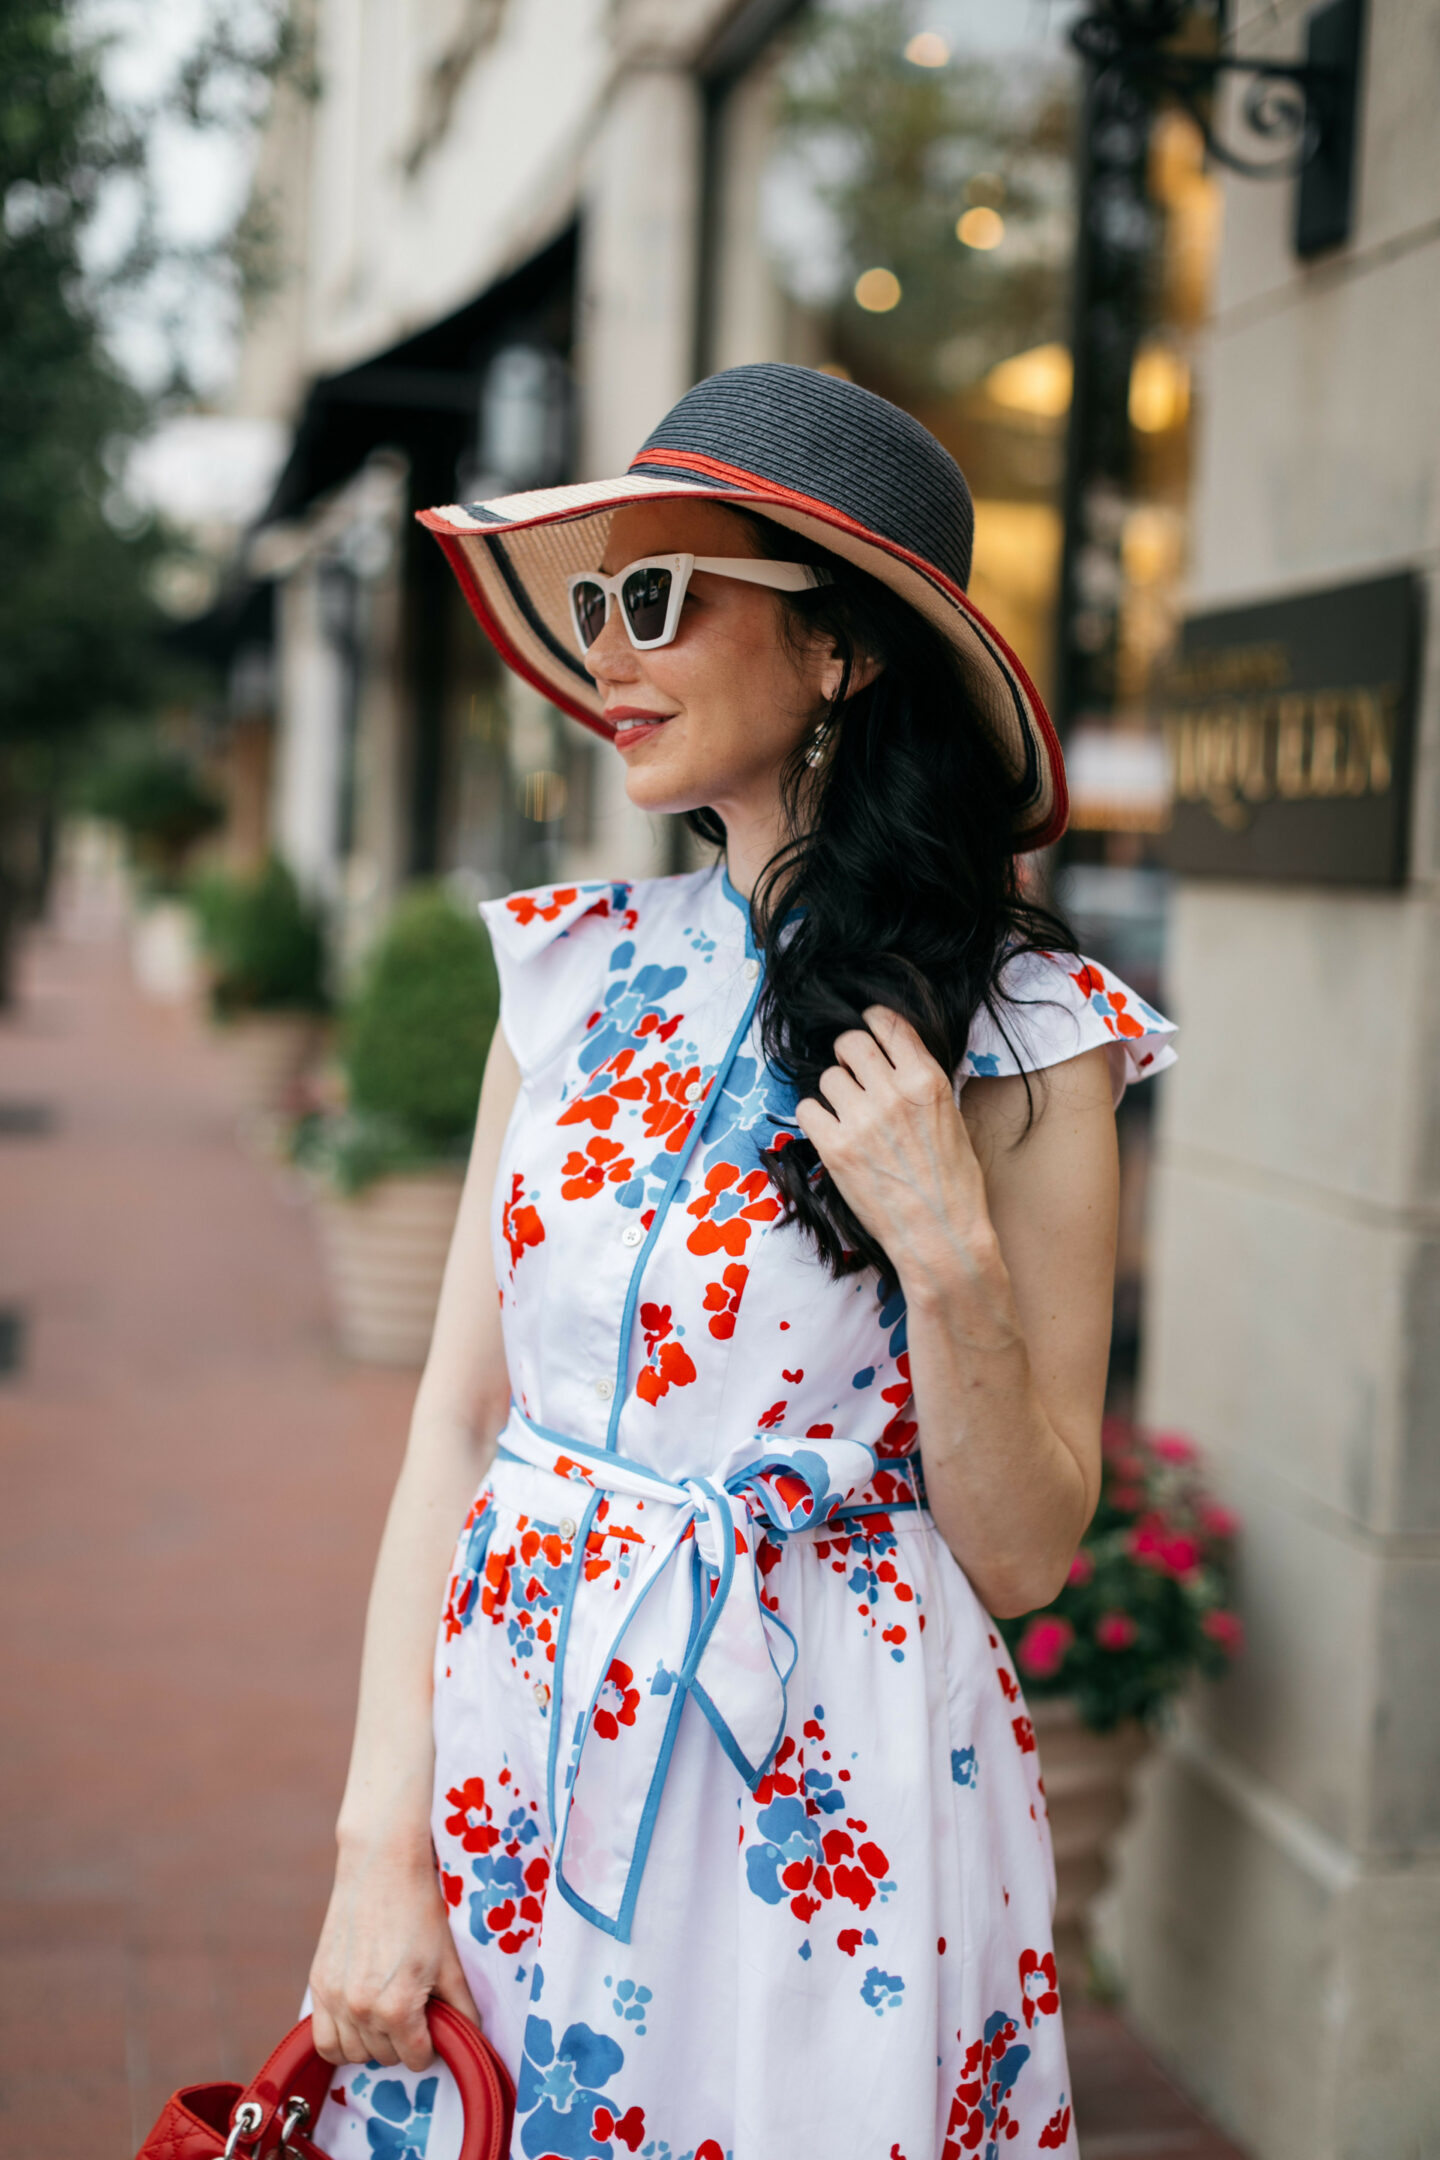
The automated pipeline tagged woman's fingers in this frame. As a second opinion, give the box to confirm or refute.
[862,1004,937,1082]
[383,1986,438,2074]
[310,1997,345,2066]
[312,1991,391,2068]
[831,1025,895,1085]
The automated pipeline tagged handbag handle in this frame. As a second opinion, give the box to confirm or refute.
[226,2002,514,2160]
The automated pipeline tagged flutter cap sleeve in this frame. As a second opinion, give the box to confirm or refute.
[959,949,1177,1106]
[478,878,639,1078]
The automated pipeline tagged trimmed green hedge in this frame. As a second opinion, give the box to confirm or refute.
[191,858,329,1016]
[344,886,499,1143]
[294,886,500,1193]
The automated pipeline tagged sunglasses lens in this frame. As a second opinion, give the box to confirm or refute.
[572,581,608,649]
[622,566,673,644]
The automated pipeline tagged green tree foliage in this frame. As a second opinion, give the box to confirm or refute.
[83,740,223,885]
[0,0,169,754]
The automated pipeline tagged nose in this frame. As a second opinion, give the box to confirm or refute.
[582,595,639,684]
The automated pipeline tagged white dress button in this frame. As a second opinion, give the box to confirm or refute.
[558,1516,577,1541]
[534,1682,548,1708]
[744,957,760,981]
[621,1222,644,1247]
[683,1080,703,1104]
[594,1375,614,1400]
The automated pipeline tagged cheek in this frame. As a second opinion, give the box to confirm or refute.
[669,633,811,764]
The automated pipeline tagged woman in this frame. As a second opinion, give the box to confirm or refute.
[309,364,1174,2160]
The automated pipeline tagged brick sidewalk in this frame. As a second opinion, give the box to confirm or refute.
[0,912,1246,2159]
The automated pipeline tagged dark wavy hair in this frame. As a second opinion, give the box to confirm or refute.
[685,511,1075,1290]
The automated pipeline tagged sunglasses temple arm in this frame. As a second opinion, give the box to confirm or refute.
[690,558,829,592]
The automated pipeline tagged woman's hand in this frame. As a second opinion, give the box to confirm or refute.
[309,1833,481,2071]
[798,1012,1118,1616]
[795,1006,1008,1318]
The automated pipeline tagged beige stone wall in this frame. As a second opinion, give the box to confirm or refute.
[1113,3,1440,2153]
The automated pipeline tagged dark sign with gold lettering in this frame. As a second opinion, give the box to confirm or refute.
[1157,573,1422,884]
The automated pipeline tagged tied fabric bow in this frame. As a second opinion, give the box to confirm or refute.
[494,1408,917,1940]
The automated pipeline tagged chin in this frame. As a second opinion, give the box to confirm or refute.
[616,748,712,819]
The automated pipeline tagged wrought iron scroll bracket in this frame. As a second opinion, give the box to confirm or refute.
[1071,0,1365,255]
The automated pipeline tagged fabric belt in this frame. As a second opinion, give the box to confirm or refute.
[487,1404,925,1940]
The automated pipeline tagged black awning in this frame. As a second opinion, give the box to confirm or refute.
[261,223,577,524]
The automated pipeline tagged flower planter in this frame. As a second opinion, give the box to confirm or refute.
[1031,1697,1151,1998]
[316,1169,464,1366]
[218,1011,325,1119]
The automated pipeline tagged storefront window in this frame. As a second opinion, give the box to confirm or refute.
[711,0,1081,707]
[707,0,1224,1405]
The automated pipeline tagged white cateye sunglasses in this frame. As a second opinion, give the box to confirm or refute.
[566,553,830,654]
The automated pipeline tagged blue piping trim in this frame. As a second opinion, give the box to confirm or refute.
[690,1551,798,1786]
[605,1546,704,1942]
[503,1407,672,1487]
[551,1520,703,1943]
[690,1677,769,1787]
[719,864,757,956]
[552,1871,627,1936]
[835,1498,924,1522]
[602,957,765,1452]
[675,1478,734,1685]
[544,1487,602,1843]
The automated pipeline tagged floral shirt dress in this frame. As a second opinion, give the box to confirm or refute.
[316,863,1175,2160]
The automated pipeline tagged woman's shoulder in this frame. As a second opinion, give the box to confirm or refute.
[479,865,718,959]
[959,947,1177,1106]
[478,868,722,1074]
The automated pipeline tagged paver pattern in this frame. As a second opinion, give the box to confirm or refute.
[0,902,1247,2159]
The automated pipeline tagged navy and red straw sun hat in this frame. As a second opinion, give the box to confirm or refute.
[419,361,1067,850]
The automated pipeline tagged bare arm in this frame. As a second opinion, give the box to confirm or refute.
[795,1011,1118,1618]
[309,1027,522,2070]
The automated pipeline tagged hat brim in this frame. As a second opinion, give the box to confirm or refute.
[418,465,1067,852]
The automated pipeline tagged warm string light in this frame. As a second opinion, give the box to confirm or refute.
[853,266,901,312]
[956,205,1004,250]
[903,29,949,66]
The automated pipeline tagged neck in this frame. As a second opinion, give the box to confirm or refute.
[712,791,792,903]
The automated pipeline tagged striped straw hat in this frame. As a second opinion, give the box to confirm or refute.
[419,361,1067,850]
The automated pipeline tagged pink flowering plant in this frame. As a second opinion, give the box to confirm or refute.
[996,1421,1244,1732]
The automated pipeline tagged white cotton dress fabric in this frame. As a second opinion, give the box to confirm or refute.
[314,864,1175,2160]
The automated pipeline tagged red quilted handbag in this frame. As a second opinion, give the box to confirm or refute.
[134,2001,515,2160]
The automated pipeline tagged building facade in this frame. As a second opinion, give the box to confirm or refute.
[1108,4,1440,2156]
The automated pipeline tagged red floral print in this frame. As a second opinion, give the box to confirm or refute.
[703,1261,749,1339]
[445,1776,501,1855]
[685,1161,781,1258]
[635,1301,697,1405]
[1019,1947,1060,2027]
[500,1172,545,1270]
[1039,2101,1072,2148]
[506,885,579,926]
[1070,960,1145,1040]
[560,1135,636,1200]
[593,1657,641,1740]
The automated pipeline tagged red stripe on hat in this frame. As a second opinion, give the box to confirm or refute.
[632,449,1067,847]
[423,523,614,744]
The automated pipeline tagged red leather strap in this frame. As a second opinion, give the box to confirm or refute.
[136,2003,514,2160]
